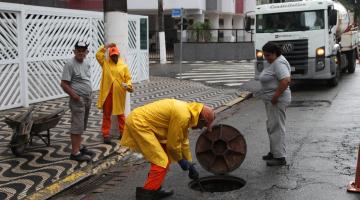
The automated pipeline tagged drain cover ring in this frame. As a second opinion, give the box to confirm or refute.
[189,175,246,192]
[195,124,247,175]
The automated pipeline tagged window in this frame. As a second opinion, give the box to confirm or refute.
[256,10,325,33]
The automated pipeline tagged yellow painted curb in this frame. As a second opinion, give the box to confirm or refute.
[215,91,252,114]
[26,147,130,200]
[26,170,89,200]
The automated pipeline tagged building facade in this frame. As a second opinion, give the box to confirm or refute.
[129,0,255,41]
[0,0,256,61]
[0,0,255,38]
[0,0,101,10]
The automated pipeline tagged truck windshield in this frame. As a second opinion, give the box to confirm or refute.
[256,10,324,33]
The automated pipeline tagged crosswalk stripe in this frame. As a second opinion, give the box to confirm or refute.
[225,83,244,86]
[191,77,253,81]
[193,66,254,69]
[179,76,253,80]
[188,69,254,72]
[182,72,254,75]
[206,79,247,83]
[177,74,254,78]
[176,63,255,87]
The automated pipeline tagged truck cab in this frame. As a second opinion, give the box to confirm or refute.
[252,0,358,86]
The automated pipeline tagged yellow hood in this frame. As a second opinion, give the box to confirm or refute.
[187,102,204,128]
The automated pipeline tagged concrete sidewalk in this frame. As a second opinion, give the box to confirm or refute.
[0,76,251,200]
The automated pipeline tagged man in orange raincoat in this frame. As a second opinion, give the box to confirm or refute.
[96,43,133,144]
[120,99,215,200]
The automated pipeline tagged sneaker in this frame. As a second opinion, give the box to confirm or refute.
[104,137,111,144]
[80,146,95,157]
[262,152,273,160]
[70,153,91,162]
[266,157,286,166]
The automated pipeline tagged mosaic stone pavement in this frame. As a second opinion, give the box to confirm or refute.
[0,76,246,200]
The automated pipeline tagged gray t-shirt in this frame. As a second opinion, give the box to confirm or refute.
[258,55,291,105]
[61,58,92,97]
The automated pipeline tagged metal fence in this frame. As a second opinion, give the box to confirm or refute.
[0,2,149,111]
[149,29,253,62]
[185,29,253,43]
[149,30,176,62]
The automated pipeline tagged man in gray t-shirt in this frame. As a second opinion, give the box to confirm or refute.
[60,41,94,162]
[61,58,92,97]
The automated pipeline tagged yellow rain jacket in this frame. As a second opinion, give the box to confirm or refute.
[96,45,133,115]
[120,99,204,168]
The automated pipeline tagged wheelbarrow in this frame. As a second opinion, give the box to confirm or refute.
[4,106,66,156]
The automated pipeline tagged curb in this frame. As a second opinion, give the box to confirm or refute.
[25,147,130,200]
[25,91,252,200]
[214,91,253,114]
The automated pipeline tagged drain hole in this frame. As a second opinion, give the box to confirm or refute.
[289,100,331,107]
[189,175,246,192]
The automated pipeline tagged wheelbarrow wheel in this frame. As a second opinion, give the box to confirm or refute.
[11,144,26,156]
[10,134,28,156]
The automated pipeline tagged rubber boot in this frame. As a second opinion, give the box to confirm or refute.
[136,187,154,200]
[154,187,174,199]
[136,187,174,200]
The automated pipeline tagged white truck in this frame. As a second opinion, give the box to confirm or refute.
[249,0,359,86]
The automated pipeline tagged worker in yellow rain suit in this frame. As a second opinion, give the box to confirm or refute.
[96,43,133,144]
[120,98,215,200]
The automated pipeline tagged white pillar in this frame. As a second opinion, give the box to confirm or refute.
[105,12,128,62]
[159,32,167,64]
[158,0,167,64]
[208,13,219,42]
[233,15,244,42]
[18,11,28,107]
[194,13,205,23]
[104,11,130,135]
[223,14,234,42]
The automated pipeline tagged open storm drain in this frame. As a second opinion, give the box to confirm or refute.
[189,175,246,192]
[289,100,331,107]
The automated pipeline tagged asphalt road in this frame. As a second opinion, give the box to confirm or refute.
[57,65,360,200]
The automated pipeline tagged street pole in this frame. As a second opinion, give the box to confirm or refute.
[103,0,130,134]
[355,0,359,25]
[179,8,183,80]
[158,0,167,64]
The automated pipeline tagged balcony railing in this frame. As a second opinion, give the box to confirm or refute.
[149,29,253,61]
[184,28,253,43]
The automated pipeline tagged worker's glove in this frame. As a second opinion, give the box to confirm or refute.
[188,163,199,180]
[178,159,190,171]
[121,82,128,89]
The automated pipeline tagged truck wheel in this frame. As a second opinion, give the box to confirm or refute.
[328,65,340,87]
[347,50,356,74]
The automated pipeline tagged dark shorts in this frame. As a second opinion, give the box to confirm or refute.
[69,95,92,134]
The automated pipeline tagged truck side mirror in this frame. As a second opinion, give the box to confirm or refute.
[245,17,252,32]
[329,10,337,26]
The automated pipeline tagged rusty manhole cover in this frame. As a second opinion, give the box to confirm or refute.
[195,124,247,175]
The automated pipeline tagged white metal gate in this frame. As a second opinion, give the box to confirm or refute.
[0,2,149,111]
[128,15,149,83]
